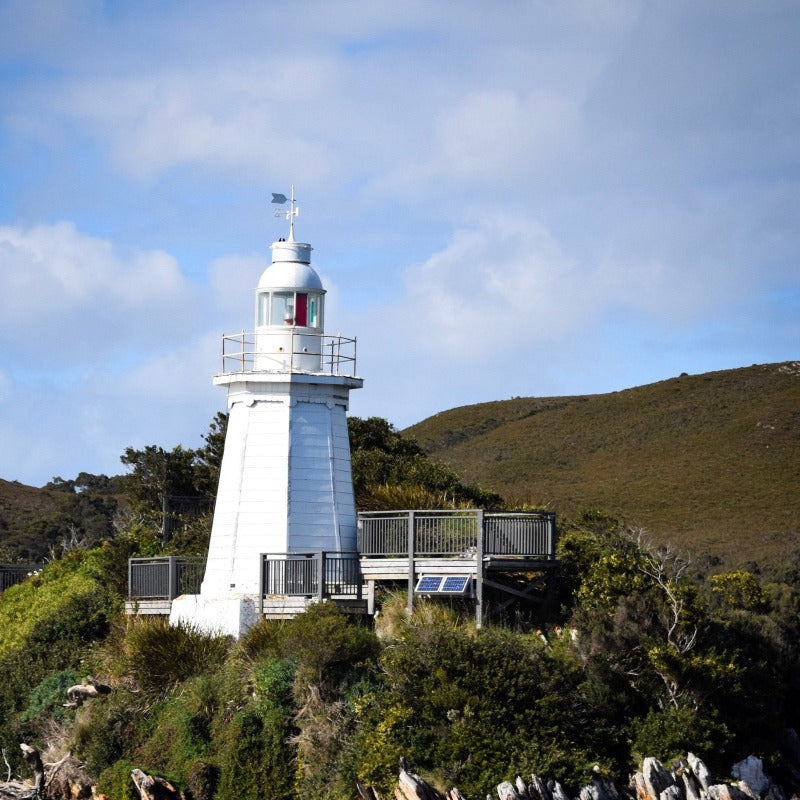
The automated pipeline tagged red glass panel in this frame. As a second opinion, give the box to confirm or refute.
[295,293,308,326]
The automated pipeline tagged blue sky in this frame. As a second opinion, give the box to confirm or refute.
[1,1,798,487]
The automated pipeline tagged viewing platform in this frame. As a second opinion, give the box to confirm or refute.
[126,509,557,626]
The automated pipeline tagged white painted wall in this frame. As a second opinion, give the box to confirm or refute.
[200,373,362,598]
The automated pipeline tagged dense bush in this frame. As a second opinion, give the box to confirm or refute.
[2,506,800,800]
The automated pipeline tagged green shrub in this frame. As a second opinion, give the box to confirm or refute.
[72,693,133,775]
[136,672,221,779]
[96,759,139,800]
[109,617,231,697]
[216,704,294,800]
[631,705,730,766]
[21,668,81,724]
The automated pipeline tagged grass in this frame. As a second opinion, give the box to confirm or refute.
[405,362,800,569]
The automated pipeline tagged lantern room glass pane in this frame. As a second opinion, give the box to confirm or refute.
[257,292,269,326]
[271,292,294,325]
[308,294,322,329]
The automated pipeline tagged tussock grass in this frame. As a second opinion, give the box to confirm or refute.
[104,616,231,697]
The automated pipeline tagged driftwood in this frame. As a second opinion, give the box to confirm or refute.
[0,746,95,800]
[19,745,44,799]
[64,676,111,709]
[130,769,183,800]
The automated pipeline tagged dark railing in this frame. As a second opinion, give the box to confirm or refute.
[128,556,205,600]
[357,510,556,559]
[0,564,40,593]
[261,552,362,599]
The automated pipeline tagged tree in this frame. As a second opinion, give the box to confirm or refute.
[347,416,502,509]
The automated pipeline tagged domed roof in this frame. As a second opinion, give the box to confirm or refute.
[258,239,324,291]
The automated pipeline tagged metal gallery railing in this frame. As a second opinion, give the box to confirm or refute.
[128,556,205,600]
[261,552,362,600]
[0,564,40,593]
[219,332,357,377]
[357,510,556,560]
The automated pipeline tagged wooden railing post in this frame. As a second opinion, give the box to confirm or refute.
[407,511,415,616]
[317,551,325,602]
[259,555,265,617]
[476,509,484,628]
[167,556,178,601]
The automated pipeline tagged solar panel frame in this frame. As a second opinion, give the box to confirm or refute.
[441,576,470,594]
[415,575,444,593]
[414,575,471,594]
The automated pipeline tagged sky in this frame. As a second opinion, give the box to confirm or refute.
[0,1,798,487]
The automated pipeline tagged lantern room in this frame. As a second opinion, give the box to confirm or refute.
[254,238,326,372]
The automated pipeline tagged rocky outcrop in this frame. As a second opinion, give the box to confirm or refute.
[374,749,797,800]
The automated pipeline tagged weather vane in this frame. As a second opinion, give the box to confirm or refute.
[271,186,299,240]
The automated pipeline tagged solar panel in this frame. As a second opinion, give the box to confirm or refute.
[441,576,470,594]
[415,575,471,595]
[415,576,444,593]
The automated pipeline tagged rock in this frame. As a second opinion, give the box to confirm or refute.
[529,775,551,800]
[396,765,444,800]
[732,756,771,797]
[497,781,522,800]
[130,769,181,800]
[660,785,684,800]
[548,780,570,800]
[705,785,750,800]
[687,754,712,792]
[515,777,531,799]
[762,786,786,800]
[64,677,111,709]
[779,728,800,789]
[634,759,676,800]
[580,779,621,800]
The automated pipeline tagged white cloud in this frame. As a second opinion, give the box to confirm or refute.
[399,215,578,358]
[0,222,197,365]
[433,90,580,182]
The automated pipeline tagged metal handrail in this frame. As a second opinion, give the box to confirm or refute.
[128,556,205,600]
[219,331,358,377]
[261,552,362,599]
[357,509,556,559]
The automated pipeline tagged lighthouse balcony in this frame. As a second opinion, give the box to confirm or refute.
[219,331,358,377]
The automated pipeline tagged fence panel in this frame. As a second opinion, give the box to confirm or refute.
[177,559,206,595]
[358,510,556,559]
[128,557,205,599]
[0,564,39,593]
[358,513,410,556]
[263,555,317,596]
[414,511,478,556]
[262,553,361,597]
[483,513,556,557]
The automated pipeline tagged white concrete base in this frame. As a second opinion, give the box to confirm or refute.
[169,593,261,638]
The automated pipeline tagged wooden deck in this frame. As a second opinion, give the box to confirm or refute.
[126,509,557,626]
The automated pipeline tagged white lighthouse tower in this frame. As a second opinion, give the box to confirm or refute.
[170,192,362,636]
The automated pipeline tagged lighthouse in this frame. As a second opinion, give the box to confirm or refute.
[170,192,362,636]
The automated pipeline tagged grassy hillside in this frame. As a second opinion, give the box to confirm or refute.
[405,362,800,568]
[0,479,66,560]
